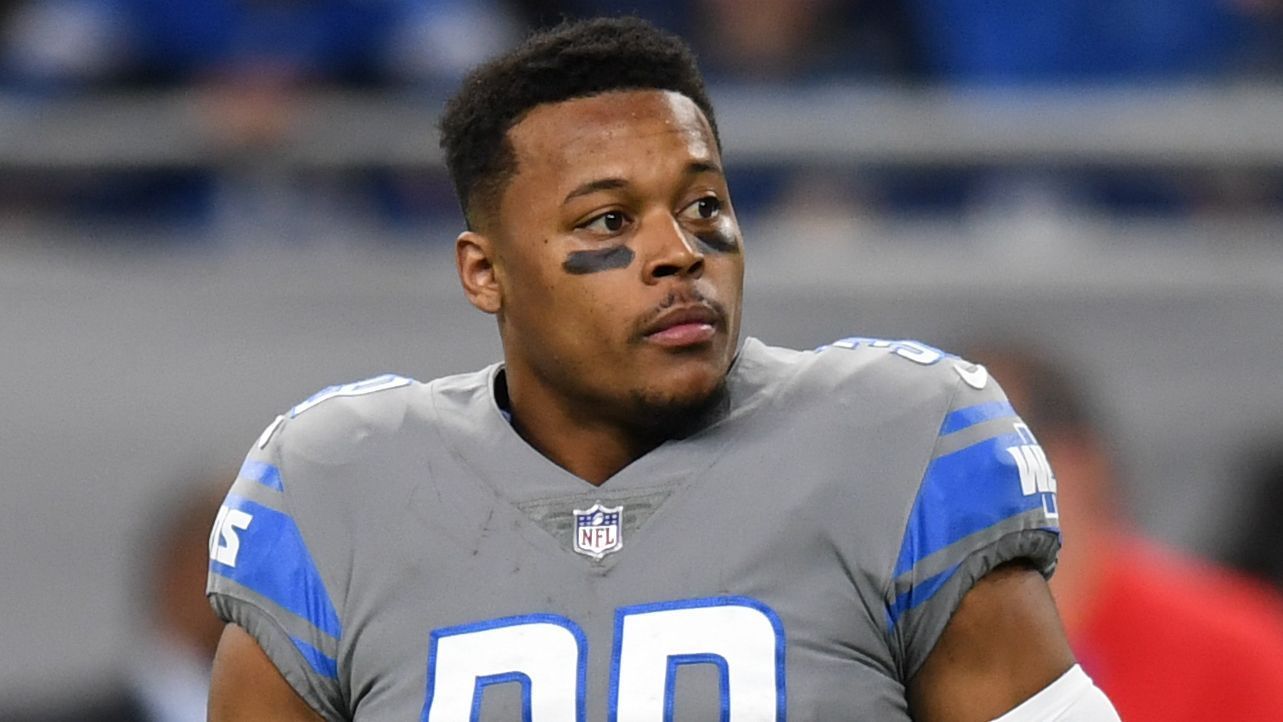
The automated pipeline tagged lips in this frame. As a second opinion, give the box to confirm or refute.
[640,304,722,348]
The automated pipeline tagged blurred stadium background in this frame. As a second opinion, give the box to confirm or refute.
[3,0,1283,713]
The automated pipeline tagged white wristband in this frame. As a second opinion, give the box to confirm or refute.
[990,664,1121,721]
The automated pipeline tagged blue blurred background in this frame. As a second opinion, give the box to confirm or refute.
[2,0,1283,718]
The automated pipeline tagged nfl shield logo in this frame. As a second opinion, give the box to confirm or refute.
[573,502,623,560]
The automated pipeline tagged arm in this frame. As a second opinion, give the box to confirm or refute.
[907,562,1074,722]
[209,623,328,722]
[208,410,355,721]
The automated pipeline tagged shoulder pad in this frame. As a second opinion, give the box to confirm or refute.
[281,374,421,465]
[816,336,992,393]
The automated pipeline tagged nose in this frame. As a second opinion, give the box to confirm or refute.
[642,215,704,283]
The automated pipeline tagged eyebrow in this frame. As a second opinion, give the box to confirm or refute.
[563,178,628,205]
[686,161,724,178]
[561,162,725,206]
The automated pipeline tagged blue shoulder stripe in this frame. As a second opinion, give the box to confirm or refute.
[939,401,1016,435]
[238,459,283,492]
[893,431,1050,579]
[291,636,339,680]
[887,561,961,629]
[210,494,342,639]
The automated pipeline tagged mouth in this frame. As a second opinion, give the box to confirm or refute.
[640,303,723,349]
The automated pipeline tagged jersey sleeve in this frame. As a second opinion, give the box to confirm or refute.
[886,367,1062,680]
[207,414,348,721]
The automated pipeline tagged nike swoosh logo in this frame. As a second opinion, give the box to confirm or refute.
[953,362,989,390]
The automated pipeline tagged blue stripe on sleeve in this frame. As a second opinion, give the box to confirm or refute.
[887,561,961,629]
[938,401,1016,435]
[238,459,284,492]
[291,636,339,679]
[893,432,1048,579]
[210,494,342,639]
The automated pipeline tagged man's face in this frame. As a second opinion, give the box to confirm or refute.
[481,89,744,428]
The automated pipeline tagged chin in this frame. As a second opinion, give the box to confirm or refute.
[627,370,729,438]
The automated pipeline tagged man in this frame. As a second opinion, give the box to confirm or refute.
[207,17,1119,720]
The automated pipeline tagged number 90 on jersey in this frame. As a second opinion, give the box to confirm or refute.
[421,596,786,721]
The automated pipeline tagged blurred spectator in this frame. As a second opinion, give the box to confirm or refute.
[0,0,520,228]
[690,0,914,82]
[519,0,914,81]
[900,0,1276,83]
[0,0,120,89]
[968,344,1283,721]
[0,478,227,722]
[511,0,693,36]
[889,0,1283,218]
[1219,427,1283,590]
[1,0,517,91]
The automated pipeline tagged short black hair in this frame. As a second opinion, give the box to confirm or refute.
[439,16,719,230]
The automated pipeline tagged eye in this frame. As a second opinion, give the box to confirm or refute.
[580,211,629,234]
[680,196,722,221]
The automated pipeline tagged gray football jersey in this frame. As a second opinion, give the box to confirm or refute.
[207,336,1060,721]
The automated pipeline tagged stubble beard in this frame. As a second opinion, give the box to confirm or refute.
[625,375,731,441]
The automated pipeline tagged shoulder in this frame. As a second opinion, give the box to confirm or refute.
[757,338,1062,677]
[734,336,1017,464]
[226,367,497,517]
[208,372,481,719]
[816,336,972,393]
[270,373,421,464]
[267,369,494,467]
[748,335,993,420]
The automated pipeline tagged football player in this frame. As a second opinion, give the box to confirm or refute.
[207,17,1119,721]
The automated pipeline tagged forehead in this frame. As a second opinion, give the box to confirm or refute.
[504,89,718,190]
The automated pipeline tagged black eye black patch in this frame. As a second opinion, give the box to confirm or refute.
[562,245,636,275]
[693,228,740,254]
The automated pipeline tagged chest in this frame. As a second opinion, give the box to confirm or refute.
[333,440,917,720]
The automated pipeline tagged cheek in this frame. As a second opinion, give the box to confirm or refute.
[498,252,564,332]
[692,220,741,255]
[514,270,633,343]
[706,248,745,297]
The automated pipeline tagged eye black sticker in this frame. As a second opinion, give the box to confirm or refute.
[562,245,636,275]
[693,228,739,254]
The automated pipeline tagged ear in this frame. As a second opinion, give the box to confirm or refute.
[456,230,503,315]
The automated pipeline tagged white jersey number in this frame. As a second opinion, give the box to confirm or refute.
[421,597,785,722]
[424,615,587,721]
[828,337,945,366]
[208,505,253,567]
[289,374,411,417]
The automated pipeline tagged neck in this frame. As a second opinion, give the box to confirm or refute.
[497,371,662,486]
